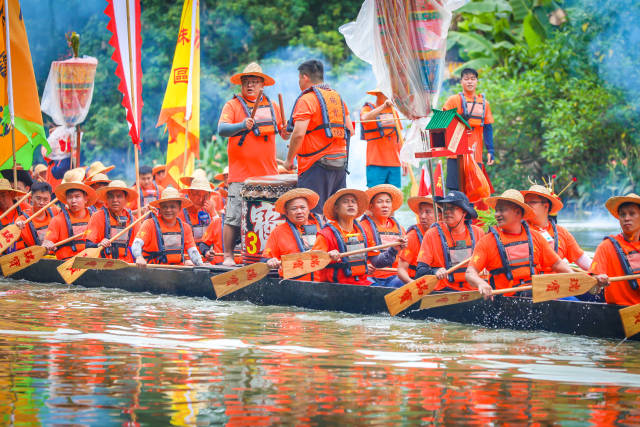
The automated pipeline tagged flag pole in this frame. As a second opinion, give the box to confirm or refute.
[125,0,141,215]
[422,129,439,223]
[181,0,198,186]
[3,0,17,189]
[181,119,189,187]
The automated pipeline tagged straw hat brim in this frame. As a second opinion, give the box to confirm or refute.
[96,186,138,204]
[366,184,404,212]
[55,182,98,206]
[86,165,115,180]
[230,71,275,86]
[366,88,385,96]
[213,173,227,181]
[605,195,640,219]
[86,177,111,186]
[484,195,535,221]
[521,190,564,215]
[149,196,192,209]
[274,188,319,215]
[183,183,215,193]
[0,187,27,199]
[323,189,368,221]
[407,196,435,215]
[152,165,166,175]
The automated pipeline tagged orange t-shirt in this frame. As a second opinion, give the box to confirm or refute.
[18,207,58,247]
[360,103,401,167]
[45,208,92,260]
[528,221,584,272]
[398,225,428,279]
[135,216,196,264]
[360,216,404,279]
[417,222,485,291]
[202,216,224,264]
[443,93,494,163]
[219,96,280,183]
[291,89,350,174]
[470,225,560,290]
[590,234,640,306]
[129,183,164,209]
[86,208,139,262]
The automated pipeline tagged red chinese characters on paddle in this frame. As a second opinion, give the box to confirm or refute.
[226,275,239,287]
[9,256,20,268]
[415,279,430,296]
[1,230,13,243]
[568,278,580,292]
[310,254,320,268]
[24,250,35,263]
[635,313,640,325]
[546,280,560,294]
[293,259,304,270]
[436,296,449,304]
[399,289,412,304]
[246,268,257,280]
[458,293,471,302]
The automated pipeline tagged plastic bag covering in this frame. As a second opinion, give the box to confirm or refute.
[341,0,466,166]
[41,57,98,159]
[463,153,490,202]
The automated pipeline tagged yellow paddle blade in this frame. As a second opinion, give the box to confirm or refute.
[281,251,331,280]
[532,272,596,303]
[72,257,130,271]
[619,303,640,338]
[211,263,270,299]
[384,275,439,316]
[57,247,102,284]
[0,224,21,255]
[0,246,47,276]
[419,290,482,310]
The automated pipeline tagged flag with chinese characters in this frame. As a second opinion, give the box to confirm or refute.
[0,0,49,169]
[157,0,199,185]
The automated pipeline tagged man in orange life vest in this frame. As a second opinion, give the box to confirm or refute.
[442,68,494,192]
[360,184,408,288]
[263,188,323,281]
[179,175,216,256]
[85,173,111,212]
[589,194,640,305]
[85,180,139,262]
[217,62,285,266]
[360,89,406,187]
[131,187,204,266]
[42,170,97,260]
[134,165,164,208]
[416,191,484,291]
[397,196,437,283]
[466,189,572,297]
[16,181,59,248]
[0,178,28,253]
[284,59,354,217]
[522,184,591,272]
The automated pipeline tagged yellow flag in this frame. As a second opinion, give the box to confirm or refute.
[0,0,48,169]
[157,0,199,185]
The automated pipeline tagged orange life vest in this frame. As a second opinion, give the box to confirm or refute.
[459,93,486,127]
[233,94,278,146]
[142,214,185,265]
[488,222,536,287]
[434,221,479,286]
[360,102,397,141]
[606,235,640,290]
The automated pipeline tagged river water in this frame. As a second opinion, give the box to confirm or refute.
[2,220,640,425]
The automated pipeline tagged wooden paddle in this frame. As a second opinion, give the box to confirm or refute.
[71,256,192,271]
[250,89,264,119]
[419,285,532,310]
[0,198,58,255]
[278,93,286,124]
[532,272,640,303]
[57,211,151,284]
[0,191,31,222]
[281,241,402,280]
[619,303,640,338]
[211,262,270,298]
[0,232,83,276]
[384,257,471,316]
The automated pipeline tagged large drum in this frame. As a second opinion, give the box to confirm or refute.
[241,174,297,264]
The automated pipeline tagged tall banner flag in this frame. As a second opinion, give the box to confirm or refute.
[0,0,49,170]
[157,0,199,186]
[104,0,143,145]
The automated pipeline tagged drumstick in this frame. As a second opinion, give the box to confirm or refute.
[278,93,286,125]
[250,89,264,119]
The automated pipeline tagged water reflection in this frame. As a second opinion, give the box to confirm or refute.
[1,282,640,425]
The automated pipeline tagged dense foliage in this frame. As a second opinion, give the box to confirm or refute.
[22,0,639,210]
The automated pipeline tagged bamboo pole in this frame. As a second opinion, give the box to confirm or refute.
[3,0,17,189]
[125,0,142,216]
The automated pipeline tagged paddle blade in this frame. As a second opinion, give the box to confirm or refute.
[72,257,129,271]
[0,246,46,276]
[57,248,102,284]
[212,263,269,299]
[0,224,21,255]
[620,303,640,338]
[384,275,439,316]
[281,251,331,280]
[532,273,596,303]
[419,290,482,310]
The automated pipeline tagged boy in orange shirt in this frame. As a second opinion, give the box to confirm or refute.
[16,181,58,247]
[590,194,640,305]
[263,188,323,281]
[465,189,571,297]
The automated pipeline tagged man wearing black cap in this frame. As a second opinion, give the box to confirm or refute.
[415,191,484,291]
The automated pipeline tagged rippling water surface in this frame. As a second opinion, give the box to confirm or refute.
[1,279,640,425]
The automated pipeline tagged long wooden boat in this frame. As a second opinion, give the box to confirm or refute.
[7,258,635,341]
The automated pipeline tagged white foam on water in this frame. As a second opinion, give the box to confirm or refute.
[393,361,441,369]
[357,349,430,362]
[515,364,640,387]
[259,345,330,354]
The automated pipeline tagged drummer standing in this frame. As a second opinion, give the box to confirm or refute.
[284,59,353,217]
[263,188,323,281]
[217,62,286,266]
